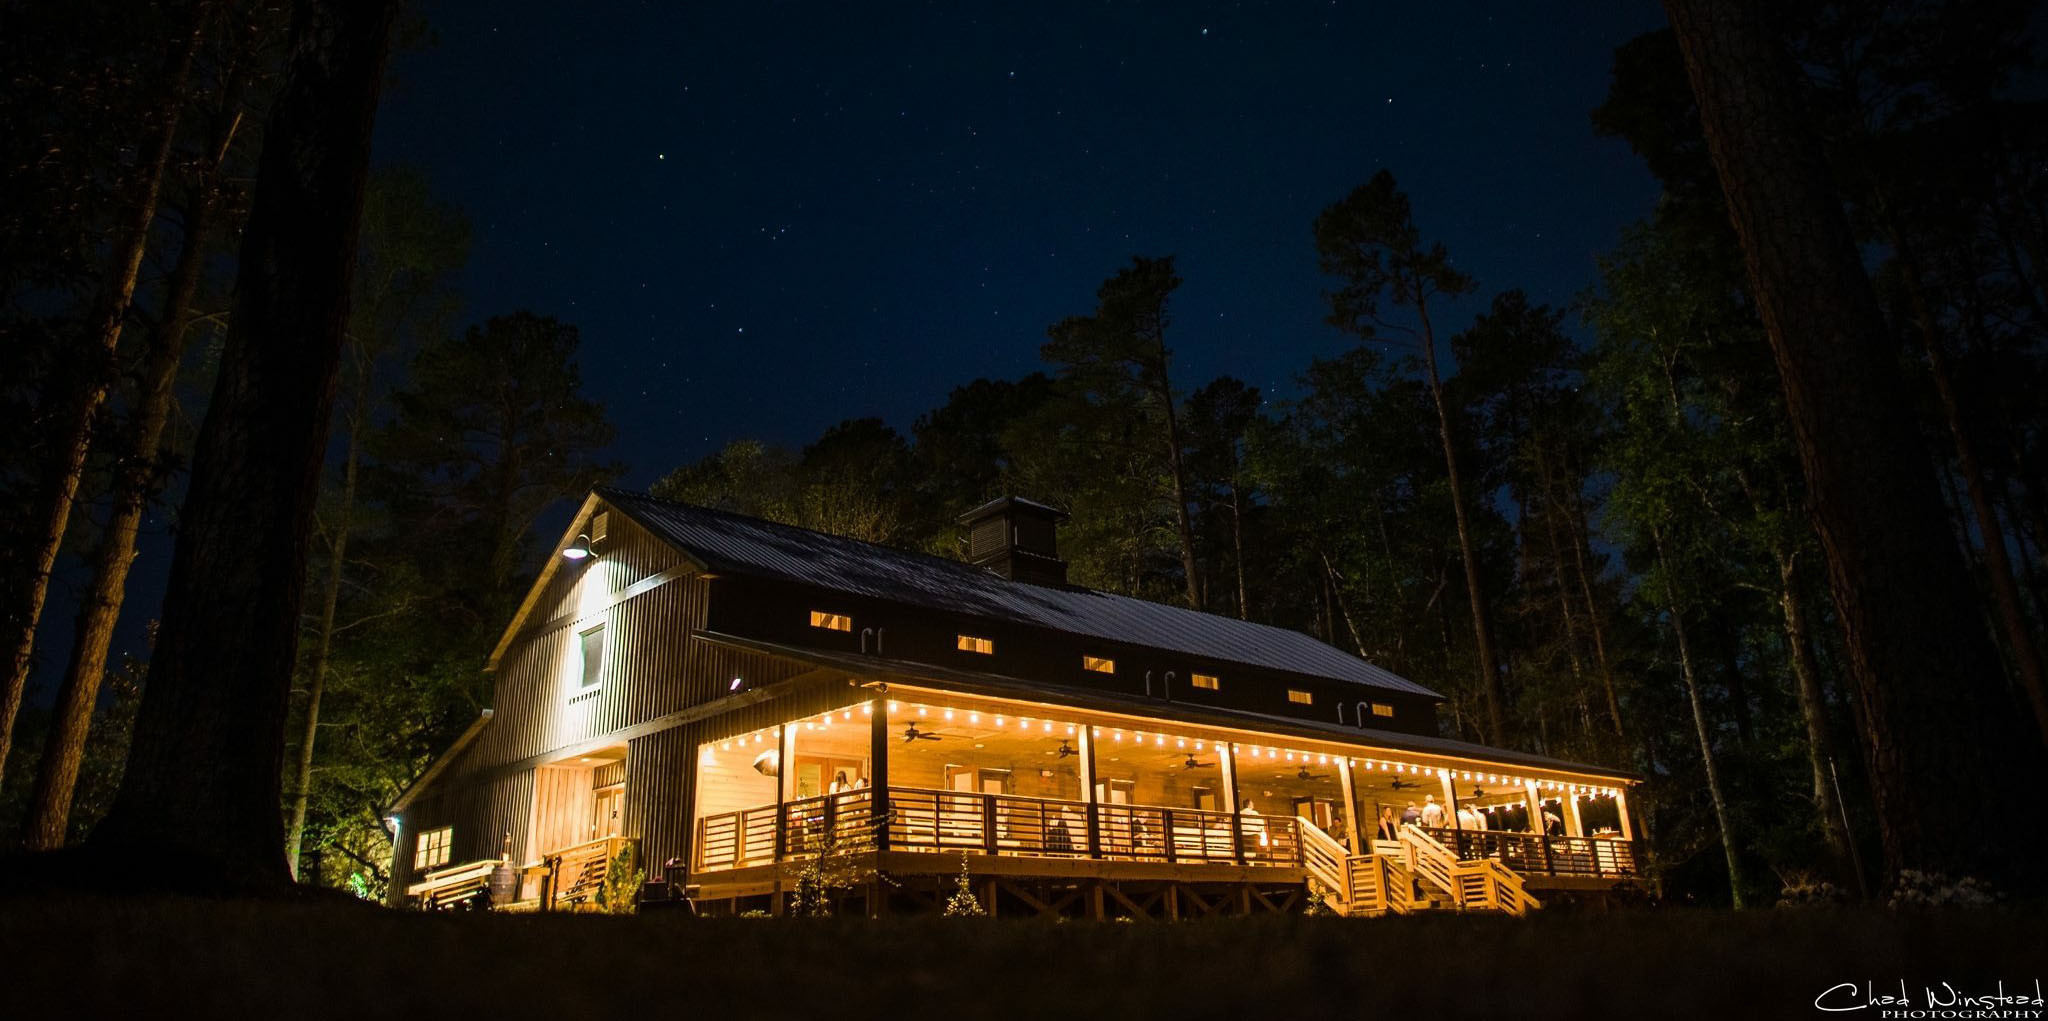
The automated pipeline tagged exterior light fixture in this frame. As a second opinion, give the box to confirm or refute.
[562,534,594,561]
[751,748,781,777]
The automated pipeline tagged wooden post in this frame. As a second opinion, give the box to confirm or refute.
[1337,756,1362,854]
[1526,779,1555,876]
[983,793,999,855]
[774,724,794,862]
[870,697,890,853]
[1222,743,1245,865]
[1615,786,1635,841]
[1563,790,1585,838]
[1079,725,1101,859]
[1439,771,1461,833]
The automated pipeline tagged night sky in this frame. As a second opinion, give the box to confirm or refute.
[372,0,1667,487]
[31,2,1673,697]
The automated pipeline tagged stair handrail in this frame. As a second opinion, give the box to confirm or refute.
[1399,825,1459,901]
[1295,816,1352,909]
[1462,857,1541,916]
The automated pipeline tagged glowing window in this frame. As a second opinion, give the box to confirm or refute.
[1287,689,1314,706]
[1372,703,1395,718]
[957,635,994,655]
[577,625,606,690]
[1191,673,1219,691]
[414,826,452,871]
[809,610,852,632]
[1083,656,1115,674]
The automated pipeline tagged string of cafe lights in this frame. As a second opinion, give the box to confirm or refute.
[701,700,1624,798]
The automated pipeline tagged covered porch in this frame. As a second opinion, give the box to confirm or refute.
[689,683,1637,916]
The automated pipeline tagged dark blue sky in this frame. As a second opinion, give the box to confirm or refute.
[373,0,1667,488]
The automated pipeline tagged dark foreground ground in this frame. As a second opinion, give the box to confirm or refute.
[1,899,2042,1020]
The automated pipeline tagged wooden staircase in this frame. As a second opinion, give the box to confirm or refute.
[1401,826,1540,916]
[1298,819,1417,917]
[1298,819,1540,917]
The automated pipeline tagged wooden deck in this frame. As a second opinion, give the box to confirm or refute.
[690,787,1639,918]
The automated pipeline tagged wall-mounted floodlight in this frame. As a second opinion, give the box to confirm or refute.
[562,534,594,561]
[750,748,780,777]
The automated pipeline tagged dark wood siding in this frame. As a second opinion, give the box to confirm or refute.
[705,573,1439,736]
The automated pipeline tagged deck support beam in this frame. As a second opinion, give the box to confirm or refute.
[1337,756,1362,853]
[870,696,890,853]
[1615,787,1634,841]
[1564,790,1585,838]
[1079,723,1100,858]
[1221,741,1244,865]
[1439,770,1461,832]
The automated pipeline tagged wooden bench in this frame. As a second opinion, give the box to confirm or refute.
[407,859,499,910]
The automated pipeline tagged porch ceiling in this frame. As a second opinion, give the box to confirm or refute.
[694,630,1638,784]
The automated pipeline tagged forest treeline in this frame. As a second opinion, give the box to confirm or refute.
[1,0,2043,907]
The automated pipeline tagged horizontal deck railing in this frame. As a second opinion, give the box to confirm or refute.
[1422,826,1638,878]
[693,786,1306,872]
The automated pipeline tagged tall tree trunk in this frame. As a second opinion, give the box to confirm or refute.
[1655,529,1746,907]
[1662,0,2047,885]
[1778,552,1853,874]
[1155,351,1202,610]
[1560,455,1625,739]
[1889,230,2048,745]
[1320,550,1368,657]
[286,407,359,879]
[23,181,222,851]
[87,0,398,892]
[22,32,253,852]
[1229,479,1248,620]
[1415,292,1506,744]
[0,4,208,785]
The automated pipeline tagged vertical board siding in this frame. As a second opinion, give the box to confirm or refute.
[413,497,825,886]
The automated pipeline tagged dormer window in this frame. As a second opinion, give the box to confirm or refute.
[810,610,852,632]
[1287,689,1313,706]
[1083,656,1115,674]
[1191,673,1219,691]
[957,635,994,655]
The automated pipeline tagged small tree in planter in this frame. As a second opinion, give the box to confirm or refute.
[942,853,985,917]
[598,842,644,915]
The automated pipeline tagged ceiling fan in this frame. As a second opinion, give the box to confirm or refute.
[1180,752,1214,770]
[1284,766,1330,782]
[1052,741,1078,758]
[1388,777,1418,791]
[1470,787,1488,798]
[901,722,943,742]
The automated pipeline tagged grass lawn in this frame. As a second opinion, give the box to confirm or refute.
[2,899,2041,1019]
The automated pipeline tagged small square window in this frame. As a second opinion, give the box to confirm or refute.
[1190,673,1219,691]
[1371,703,1395,718]
[1083,655,1115,674]
[577,625,606,690]
[414,826,452,871]
[957,635,994,655]
[810,610,852,632]
[1287,689,1314,705]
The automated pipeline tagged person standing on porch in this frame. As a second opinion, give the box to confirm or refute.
[828,771,851,795]
[1377,806,1399,842]
[1421,794,1444,829]
[1401,801,1421,828]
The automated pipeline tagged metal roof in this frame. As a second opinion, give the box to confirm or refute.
[598,488,1441,700]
